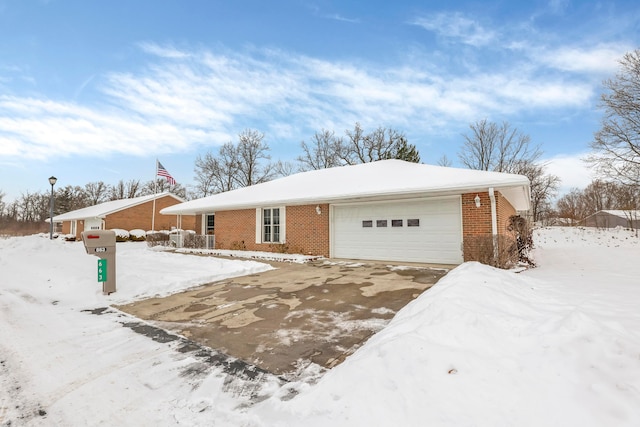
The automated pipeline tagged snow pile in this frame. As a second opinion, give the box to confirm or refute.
[1,228,639,426]
[254,255,640,426]
[177,247,321,263]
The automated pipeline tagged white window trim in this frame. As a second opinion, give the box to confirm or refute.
[201,213,215,235]
[255,206,286,244]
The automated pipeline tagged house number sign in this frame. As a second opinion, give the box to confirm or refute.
[97,259,107,282]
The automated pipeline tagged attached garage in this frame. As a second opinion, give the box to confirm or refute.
[331,196,463,264]
[161,160,532,266]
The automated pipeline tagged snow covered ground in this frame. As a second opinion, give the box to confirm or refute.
[1,227,639,426]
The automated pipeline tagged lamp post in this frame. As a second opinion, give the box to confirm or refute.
[49,176,57,239]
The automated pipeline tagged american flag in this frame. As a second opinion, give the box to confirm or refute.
[157,161,176,185]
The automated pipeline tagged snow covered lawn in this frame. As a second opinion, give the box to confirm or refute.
[1,227,639,426]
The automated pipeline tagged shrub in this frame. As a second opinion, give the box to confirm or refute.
[182,233,214,249]
[129,229,146,241]
[507,215,535,267]
[463,234,518,269]
[111,229,130,242]
[230,240,247,251]
[146,231,170,247]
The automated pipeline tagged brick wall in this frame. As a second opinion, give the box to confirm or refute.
[211,196,519,263]
[214,209,256,251]
[284,204,330,256]
[495,192,516,237]
[214,204,330,257]
[62,195,196,240]
[106,196,195,232]
[462,191,517,263]
[62,220,87,240]
[195,214,203,234]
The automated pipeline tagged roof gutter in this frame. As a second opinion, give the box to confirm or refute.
[161,183,529,216]
[489,187,498,263]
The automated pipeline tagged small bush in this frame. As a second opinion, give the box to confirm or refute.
[507,215,535,267]
[129,229,146,241]
[182,233,214,249]
[463,234,518,269]
[111,229,130,242]
[230,240,247,251]
[146,231,170,247]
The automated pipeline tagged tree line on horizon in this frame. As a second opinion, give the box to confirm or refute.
[0,120,557,233]
[2,47,639,234]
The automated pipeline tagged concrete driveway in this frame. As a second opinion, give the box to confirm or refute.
[116,258,449,378]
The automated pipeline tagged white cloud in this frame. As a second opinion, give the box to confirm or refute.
[544,153,595,194]
[137,42,191,59]
[0,43,607,161]
[325,13,360,24]
[411,13,497,47]
[533,43,630,75]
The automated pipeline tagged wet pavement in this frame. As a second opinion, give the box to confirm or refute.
[115,258,450,379]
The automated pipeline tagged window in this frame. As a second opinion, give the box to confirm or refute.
[362,220,373,228]
[376,219,388,227]
[407,219,420,227]
[205,214,215,235]
[263,208,281,242]
[392,219,403,227]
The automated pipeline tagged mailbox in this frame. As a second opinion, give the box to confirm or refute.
[81,230,117,294]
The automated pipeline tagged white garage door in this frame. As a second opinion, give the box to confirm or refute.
[332,197,463,264]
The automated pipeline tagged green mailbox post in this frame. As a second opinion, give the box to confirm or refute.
[81,230,117,294]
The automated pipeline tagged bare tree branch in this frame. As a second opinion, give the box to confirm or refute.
[588,49,640,185]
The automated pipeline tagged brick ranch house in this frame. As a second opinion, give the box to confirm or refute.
[161,160,531,265]
[49,192,196,240]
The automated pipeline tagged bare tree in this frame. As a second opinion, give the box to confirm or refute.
[109,179,142,200]
[194,142,241,196]
[298,123,421,170]
[588,49,640,186]
[459,119,541,173]
[84,182,109,205]
[555,179,640,225]
[272,160,297,178]
[297,129,344,171]
[141,179,187,199]
[235,129,273,186]
[5,200,19,221]
[556,189,589,225]
[614,183,640,211]
[459,120,558,222]
[512,162,560,223]
[437,154,453,167]
[193,129,272,197]
[15,191,46,222]
[342,123,417,164]
[581,180,619,214]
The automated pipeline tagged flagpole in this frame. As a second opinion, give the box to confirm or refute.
[152,158,158,231]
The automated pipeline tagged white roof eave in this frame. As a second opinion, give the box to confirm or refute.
[162,182,530,215]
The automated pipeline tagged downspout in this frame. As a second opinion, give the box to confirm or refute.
[489,188,498,264]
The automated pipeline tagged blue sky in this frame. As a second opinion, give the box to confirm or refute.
[0,0,638,202]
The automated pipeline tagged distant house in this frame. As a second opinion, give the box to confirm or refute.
[161,160,531,265]
[582,210,640,229]
[48,193,196,240]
